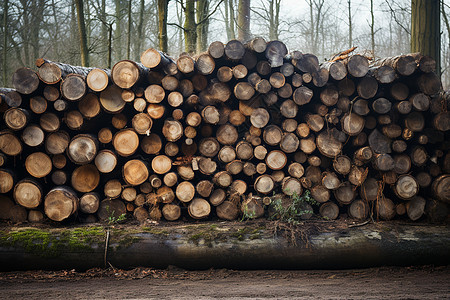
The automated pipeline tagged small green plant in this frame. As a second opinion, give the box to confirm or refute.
[269,190,319,225]
[105,206,127,225]
[240,204,256,221]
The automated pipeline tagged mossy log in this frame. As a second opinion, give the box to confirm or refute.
[0,223,448,271]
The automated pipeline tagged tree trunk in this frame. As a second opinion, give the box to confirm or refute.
[75,0,89,66]
[411,0,440,74]
[237,0,251,42]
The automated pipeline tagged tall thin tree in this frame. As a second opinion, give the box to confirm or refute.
[411,0,441,74]
[370,0,375,56]
[75,0,90,66]
[3,0,8,86]
[158,0,168,52]
[237,0,251,41]
[348,0,352,48]
[127,0,132,59]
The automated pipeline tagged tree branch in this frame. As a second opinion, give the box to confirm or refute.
[384,0,410,35]
[168,22,185,31]
[196,0,224,26]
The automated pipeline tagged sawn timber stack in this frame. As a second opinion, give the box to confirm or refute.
[0,39,449,224]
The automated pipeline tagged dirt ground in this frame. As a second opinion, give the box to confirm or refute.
[0,265,449,299]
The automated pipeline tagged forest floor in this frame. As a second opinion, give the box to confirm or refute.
[0,265,449,299]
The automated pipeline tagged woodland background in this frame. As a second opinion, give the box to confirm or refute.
[1,0,449,89]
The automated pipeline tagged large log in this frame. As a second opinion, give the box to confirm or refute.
[44,186,79,222]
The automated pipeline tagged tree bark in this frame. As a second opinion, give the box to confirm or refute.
[411,0,441,74]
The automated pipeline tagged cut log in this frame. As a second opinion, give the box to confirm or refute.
[280,133,299,153]
[53,100,68,112]
[394,174,419,200]
[104,179,122,199]
[0,169,14,194]
[25,152,52,178]
[44,186,79,222]
[225,40,246,60]
[71,164,100,193]
[216,201,239,221]
[151,155,172,175]
[64,110,84,130]
[132,113,153,135]
[348,199,369,220]
[188,198,211,219]
[322,60,347,81]
[196,53,215,75]
[29,96,47,114]
[98,128,113,144]
[233,64,248,79]
[216,124,238,145]
[281,177,302,196]
[199,138,220,157]
[346,54,369,77]
[292,53,319,73]
[80,192,100,214]
[371,54,416,76]
[51,170,67,185]
[218,146,236,163]
[61,74,87,101]
[113,129,139,157]
[266,150,287,170]
[78,93,101,119]
[194,180,213,198]
[300,135,316,154]
[209,188,226,206]
[316,132,342,158]
[319,202,339,220]
[431,175,450,203]
[417,72,441,95]
[161,173,175,187]
[123,160,149,186]
[217,66,233,82]
[368,129,391,154]
[162,203,181,221]
[67,134,98,165]
[406,196,426,221]
[28,210,44,223]
[334,182,356,205]
[177,55,195,74]
[100,85,126,113]
[112,60,147,89]
[265,40,288,67]
[86,68,110,92]
[280,100,298,118]
[254,175,275,194]
[433,112,450,131]
[322,172,341,190]
[213,171,233,188]
[12,67,40,94]
[21,124,44,147]
[376,196,396,220]
[0,196,14,220]
[234,82,255,101]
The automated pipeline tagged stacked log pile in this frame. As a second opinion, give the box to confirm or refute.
[0,39,449,224]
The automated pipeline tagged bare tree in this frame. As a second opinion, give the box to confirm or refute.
[370,0,375,56]
[158,0,168,52]
[75,0,89,66]
[237,0,250,41]
[411,0,440,74]
[196,0,209,52]
[348,0,352,48]
[251,0,281,40]
[135,0,145,59]
[2,0,8,86]
[224,0,236,40]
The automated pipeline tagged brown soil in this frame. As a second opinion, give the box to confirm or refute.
[0,265,449,299]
